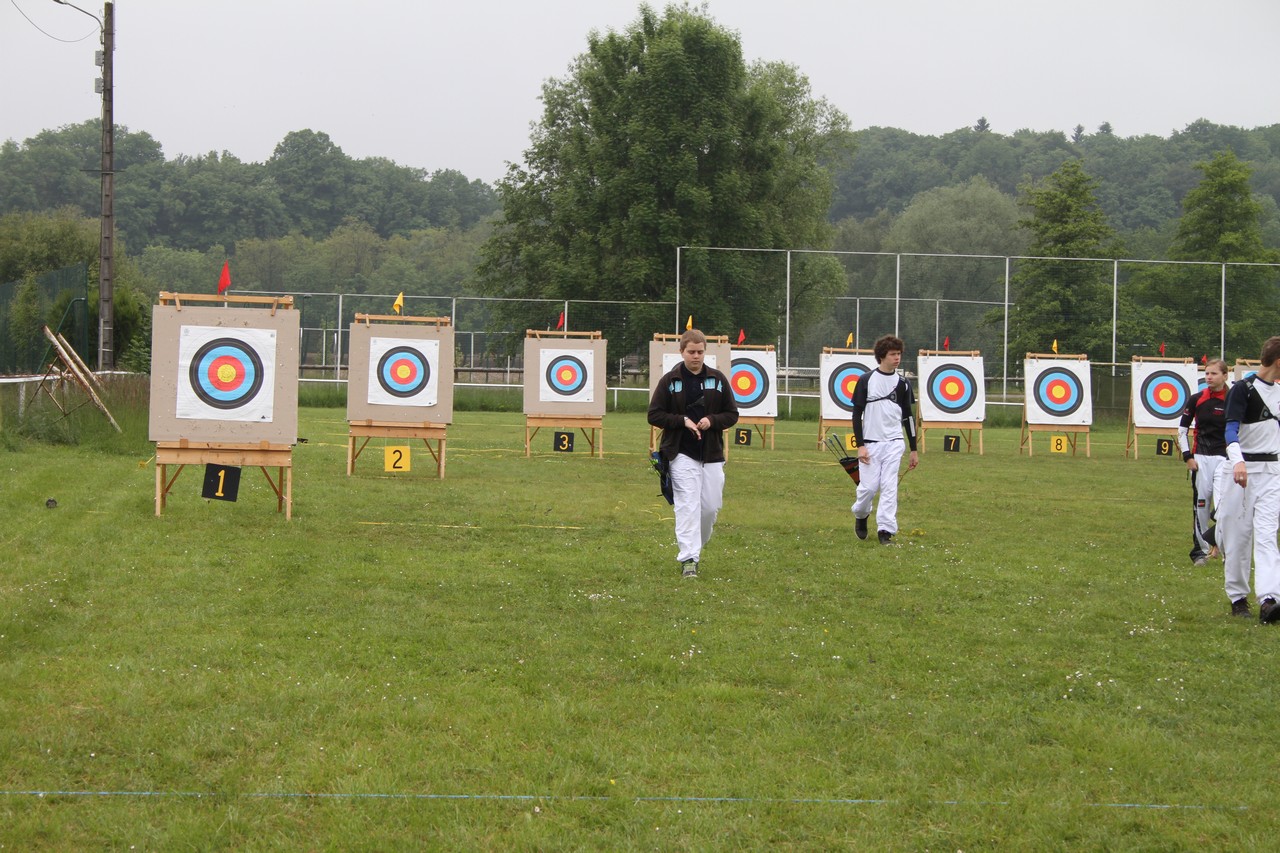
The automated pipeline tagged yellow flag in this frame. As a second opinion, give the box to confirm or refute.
[1051,338,1058,354]
[393,292,404,315]
[685,315,693,330]
[846,332,853,347]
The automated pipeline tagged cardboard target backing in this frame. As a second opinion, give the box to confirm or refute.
[648,338,731,393]
[819,350,877,421]
[729,347,778,417]
[347,322,455,423]
[919,354,986,422]
[1131,361,1198,429]
[1024,356,1092,426]
[149,304,299,444]
[523,336,607,417]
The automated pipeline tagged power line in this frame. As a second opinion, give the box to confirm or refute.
[8,0,97,42]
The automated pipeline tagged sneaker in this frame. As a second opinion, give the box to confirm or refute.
[855,514,868,540]
[682,560,698,579]
[1193,556,1208,567]
[1261,598,1280,624]
[877,530,893,545]
[1232,597,1252,618]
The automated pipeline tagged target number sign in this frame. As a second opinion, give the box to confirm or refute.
[202,464,241,502]
[177,326,277,422]
[384,446,410,472]
[919,356,985,422]
[820,354,875,420]
[1131,362,1197,429]
[845,433,858,452]
[1025,358,1092,426]
[1156,438,1175,456]
[1050,435,1069,453]
[554,431,574,452]
[729,350,778,417]
[943,435,960,452]
[735,427,752,446]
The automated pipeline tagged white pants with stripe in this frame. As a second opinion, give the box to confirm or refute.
[1190,454,1226,559]
[1216,461,1280,603]
[852,440,906,534]
[669,454,725,564]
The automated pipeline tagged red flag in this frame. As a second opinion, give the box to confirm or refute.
[1159,341,1166,356]
[555,311,564,330]
[737,328,746,345]
[1201,354,1208,364]
[943,335,950,351]
[217,260,231,294]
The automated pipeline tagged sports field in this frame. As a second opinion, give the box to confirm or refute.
[1,402,1270,849]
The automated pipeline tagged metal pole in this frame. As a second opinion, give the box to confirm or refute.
[935,298,940,350]
[1111,260,1118,376]
[1002,256,1010,400]
[784,250,792,411]
[96,2,115,370]
[675,247,682,332]
[335,293,343,380]
[1220,263,1227,359]
[894,254,901,336]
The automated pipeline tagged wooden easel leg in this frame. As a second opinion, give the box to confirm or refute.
[156,463,164,516]
[285,467,292,520]
[439,438,446,479]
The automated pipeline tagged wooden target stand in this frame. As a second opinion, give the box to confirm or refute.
[1019,352,1090,457]
[1125,355,1191,459]
[34,325,121,432]
[817,346,875,449]
[917,348,983,455]
[347,313,450,478]
[526,329,604,458]
[153,292,296,519]
[648,333,732,452]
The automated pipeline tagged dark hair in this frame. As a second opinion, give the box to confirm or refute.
[1262,336,1280,367]
[873,335,905,363]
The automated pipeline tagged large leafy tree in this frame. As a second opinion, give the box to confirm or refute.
[477,3,851,355]
[1009,159,1121,359]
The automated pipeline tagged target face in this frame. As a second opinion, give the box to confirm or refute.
[367,337,439,407]
[176,326,277,422]
[819,354,874,420]
[729,350,777,416]
[920,356,985,421]
[1025,358,1092,425]
[1131,362,1198,428]
[540,348,594,403]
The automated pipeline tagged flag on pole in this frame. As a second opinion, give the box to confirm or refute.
[737,328,746,345]
[846,332,853,347]
[1201,354,1208,364]
[1051,339,1058,354]
[556,311,565,330]
[685,315,693,331]
[217,260,231,294]
[1159,341,1166,356]
[392,292,404,315]
[943,335,950,351]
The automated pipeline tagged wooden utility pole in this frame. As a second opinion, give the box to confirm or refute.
[97,1,115,370]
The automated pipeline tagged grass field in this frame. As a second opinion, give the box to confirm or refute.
[1,396,1273,849]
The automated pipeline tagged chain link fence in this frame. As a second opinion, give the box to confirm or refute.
[0,264,90,374]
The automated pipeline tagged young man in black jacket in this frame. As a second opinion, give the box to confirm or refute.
[647,329,739,578]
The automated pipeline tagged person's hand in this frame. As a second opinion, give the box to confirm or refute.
[1187,457,1199,473]
[684,416,701,439]
[696,417,710,431]
[857,445,869,464]
[1234,461,1248,488]
[908,450,919,470]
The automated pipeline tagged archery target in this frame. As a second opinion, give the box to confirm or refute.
[660,351,720,374]
[1131,362,1198,428]
[729,350,777,417]
[540,348,594,403]
[820,353,875,420]
[1024,358,1092,426]
[367,337,439,407]
[176,326,276,422]
[919,355,985,422]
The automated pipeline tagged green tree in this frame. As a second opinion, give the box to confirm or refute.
[1009,159,1121,359]
[478,3,851,356]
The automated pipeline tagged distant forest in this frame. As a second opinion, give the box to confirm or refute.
[2,117,1278,301]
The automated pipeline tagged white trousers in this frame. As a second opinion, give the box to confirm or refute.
[669,454,725,564]
[1190,454,1226,557]
[852,440,906,534]
[1216,462,1280,603]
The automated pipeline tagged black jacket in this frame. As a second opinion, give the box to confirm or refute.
[647,364,740,464]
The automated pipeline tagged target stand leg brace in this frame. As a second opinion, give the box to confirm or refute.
[155,440,293,519]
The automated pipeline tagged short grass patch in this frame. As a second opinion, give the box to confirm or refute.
[0,406,1267,848]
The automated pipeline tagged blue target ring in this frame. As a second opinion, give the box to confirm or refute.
[1033,368,1084,417]
[377,345,430,398]
[927,363,978,415]
[827,362,872,412]
[1139,370,1190,420]
[189,337,264,410]
[545,354,588,396]
[730,357,770,409]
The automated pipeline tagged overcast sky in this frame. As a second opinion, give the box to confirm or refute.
[3,0,1278,184]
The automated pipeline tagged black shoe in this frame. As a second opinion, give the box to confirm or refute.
[877,530,893,545]
[681,560,698,579]
[855,515,868,540]
[1260,598,1280,624]
[1231,597,1252,618]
